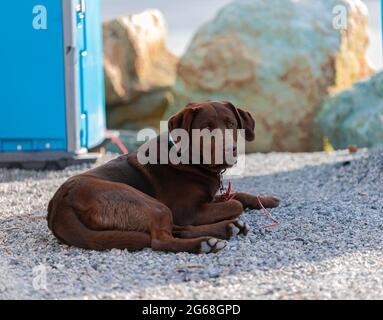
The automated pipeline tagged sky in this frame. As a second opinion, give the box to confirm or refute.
[101,0,382,70]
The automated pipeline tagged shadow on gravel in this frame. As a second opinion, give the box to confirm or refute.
[0,151,382,298]
[0,165,90,184]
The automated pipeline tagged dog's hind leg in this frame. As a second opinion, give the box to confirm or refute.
[50,205,152,251]
[49,176,226,254]
[172,219,251,240]
[149,206,227,254]
[51,204,224,253]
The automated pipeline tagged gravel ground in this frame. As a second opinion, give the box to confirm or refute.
[0,148,382,300]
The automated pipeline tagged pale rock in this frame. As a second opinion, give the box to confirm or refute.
[103,10,178,129]
[167,0,373,152]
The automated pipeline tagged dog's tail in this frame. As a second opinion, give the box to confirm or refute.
[49,205,151,251]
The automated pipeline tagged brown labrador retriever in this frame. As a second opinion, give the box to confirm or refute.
[47,101,280,253]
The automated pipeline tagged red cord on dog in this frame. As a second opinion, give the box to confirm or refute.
[218,181,236,202]
[256,195,280,229]
[220,181,280,229]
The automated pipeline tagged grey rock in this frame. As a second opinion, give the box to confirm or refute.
[317,71,383,149]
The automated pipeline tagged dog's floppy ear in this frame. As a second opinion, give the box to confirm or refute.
[237,108,255,141]
[225,102,255,141]
[168,103,200,134]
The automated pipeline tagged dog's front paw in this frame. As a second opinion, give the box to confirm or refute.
[228,219,250,238]
[256,195,280,209]
[200,238,227,254]
[267,196,280,208]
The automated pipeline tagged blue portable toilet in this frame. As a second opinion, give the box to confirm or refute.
[0,0,106,169]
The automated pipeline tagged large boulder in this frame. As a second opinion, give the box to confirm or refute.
[103,10,178,130]
[167,0,373,152]
[316,71,383,149]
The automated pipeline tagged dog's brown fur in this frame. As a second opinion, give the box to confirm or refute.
[47,101,280,253]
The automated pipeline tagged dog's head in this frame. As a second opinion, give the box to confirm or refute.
[168,101,255,170]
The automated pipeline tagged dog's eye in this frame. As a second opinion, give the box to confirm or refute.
[203,124,213,130]
[227,121,236,129]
